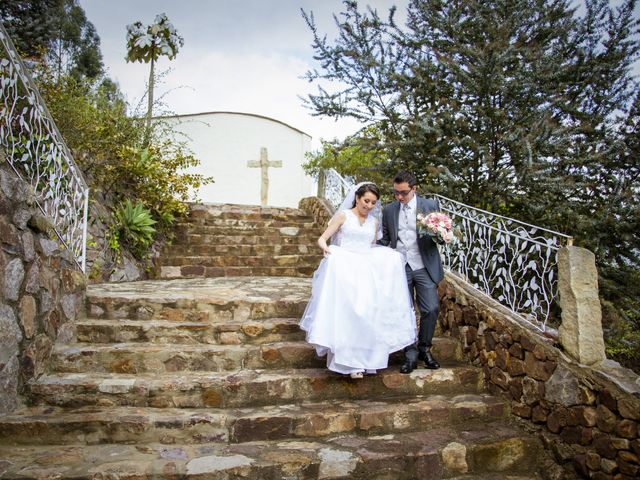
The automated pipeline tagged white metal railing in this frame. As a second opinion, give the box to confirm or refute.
[434,195,572,331]
[0,23,89,272]
[317,168,353,211]
[318,169,573,331]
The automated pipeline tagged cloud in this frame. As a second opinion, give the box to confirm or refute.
[81,0,405,145]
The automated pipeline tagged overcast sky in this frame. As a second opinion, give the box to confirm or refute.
[79,1,637,150]
[79,1,407,148]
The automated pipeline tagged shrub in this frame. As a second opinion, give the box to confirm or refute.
[110,200,157,259]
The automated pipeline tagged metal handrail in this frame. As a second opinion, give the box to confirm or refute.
[0,22,89,271]
[318,169,570,331]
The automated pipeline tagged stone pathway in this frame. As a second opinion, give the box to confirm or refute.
[0,204,552,479]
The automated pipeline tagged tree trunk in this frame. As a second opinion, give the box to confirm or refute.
[144,52,155,147]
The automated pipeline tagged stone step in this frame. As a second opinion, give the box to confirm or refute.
[182,215,315,224]
[75,318,306,344]
[188,203,312,220]
[166,243,317,256]
[50,341,320,373]
[158,254,323,268]
[51,338,462,374]
[174,221,322,233]
[170,232,322,246]
[0,422,542,479]
[86,277,312,322]
[158,265,317,279]
[0,394,507,446]
[28,367,483,409]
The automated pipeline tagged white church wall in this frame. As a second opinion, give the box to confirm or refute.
[159,111,315,208]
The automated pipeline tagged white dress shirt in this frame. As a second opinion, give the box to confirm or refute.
[397,195,425,271]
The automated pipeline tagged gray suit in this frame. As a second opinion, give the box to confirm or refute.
[379,195,444,362]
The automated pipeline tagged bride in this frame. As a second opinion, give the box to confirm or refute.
[300,182,417,378]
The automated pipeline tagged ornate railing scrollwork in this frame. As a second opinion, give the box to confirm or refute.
[318,169,572,331]
[317,168,353,211]
[0,23,89,272]
[435,195,572,331]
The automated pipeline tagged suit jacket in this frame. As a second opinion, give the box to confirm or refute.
[379,195,444,284]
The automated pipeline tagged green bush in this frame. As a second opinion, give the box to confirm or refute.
[36,69,213,260]
[111,200,157,259]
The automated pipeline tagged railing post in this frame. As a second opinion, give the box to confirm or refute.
[557,246,606,365]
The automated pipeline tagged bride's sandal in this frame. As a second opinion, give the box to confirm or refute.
[349,371,364,379]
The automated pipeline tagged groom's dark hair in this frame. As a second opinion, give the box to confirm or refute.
[393,171,416,187]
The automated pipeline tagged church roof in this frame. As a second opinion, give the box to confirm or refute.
[155,111,312,138]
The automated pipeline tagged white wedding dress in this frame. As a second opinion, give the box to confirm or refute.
[300,209,417,374]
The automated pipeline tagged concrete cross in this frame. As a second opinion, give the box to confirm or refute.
[247,147,282,206]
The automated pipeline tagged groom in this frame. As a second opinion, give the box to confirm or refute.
[379,171,444,373]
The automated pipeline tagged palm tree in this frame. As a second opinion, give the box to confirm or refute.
[125,13,183,145]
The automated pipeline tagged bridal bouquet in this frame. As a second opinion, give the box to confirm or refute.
[417,211,456,244]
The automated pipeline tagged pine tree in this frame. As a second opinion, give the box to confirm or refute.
[1,0,103,79]
[303,0,640,369]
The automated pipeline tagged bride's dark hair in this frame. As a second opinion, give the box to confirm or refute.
[352,183,380,207]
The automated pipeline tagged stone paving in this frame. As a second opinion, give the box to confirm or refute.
[0,204,553,479]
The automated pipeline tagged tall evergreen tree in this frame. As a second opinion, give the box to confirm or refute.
[304,0,640,368]
[0,0,61,59]
[1,0,103,79]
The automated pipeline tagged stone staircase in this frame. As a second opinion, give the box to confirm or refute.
[157,204,325,279]
[0,204,551,479]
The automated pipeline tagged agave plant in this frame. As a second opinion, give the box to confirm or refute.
[113,199,157,257]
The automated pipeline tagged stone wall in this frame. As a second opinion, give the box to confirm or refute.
[83,187,146,284]
[299,196,333,228]
[439,273,640,479]
[0,162,86,415]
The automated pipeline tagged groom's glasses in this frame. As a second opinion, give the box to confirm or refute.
[393,189,412,197]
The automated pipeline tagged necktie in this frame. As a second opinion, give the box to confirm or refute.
[402,203,410,224]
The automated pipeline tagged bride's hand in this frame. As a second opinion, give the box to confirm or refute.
[321,246,332,256]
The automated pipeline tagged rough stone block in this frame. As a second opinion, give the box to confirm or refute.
[557,246,606,365]
[18,295,36,339]
[0,305,22,365]
[442,442,468,474]
[616,419,637,440]
[594,434,618,459]
[544,364,581,407]
[569,406,598,427]
[512,402,532,418]
[597,405,619,434]
[524,351,554,381]
[3,258,24,301]
[586,452,602,471]
[617,397,639,421]
[561,426,593,446]
[522,376,543,405]
[0,356,19,415]
[509,342,524,360]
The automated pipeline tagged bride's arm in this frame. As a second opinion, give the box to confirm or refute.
[318,212,346,255]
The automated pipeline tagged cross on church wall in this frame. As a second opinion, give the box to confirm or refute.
[247,147,282,206]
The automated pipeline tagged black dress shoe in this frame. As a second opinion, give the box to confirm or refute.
[421,351,440,369]
[400,361,417,374]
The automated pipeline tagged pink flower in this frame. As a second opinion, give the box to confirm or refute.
[418,211,456,244]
